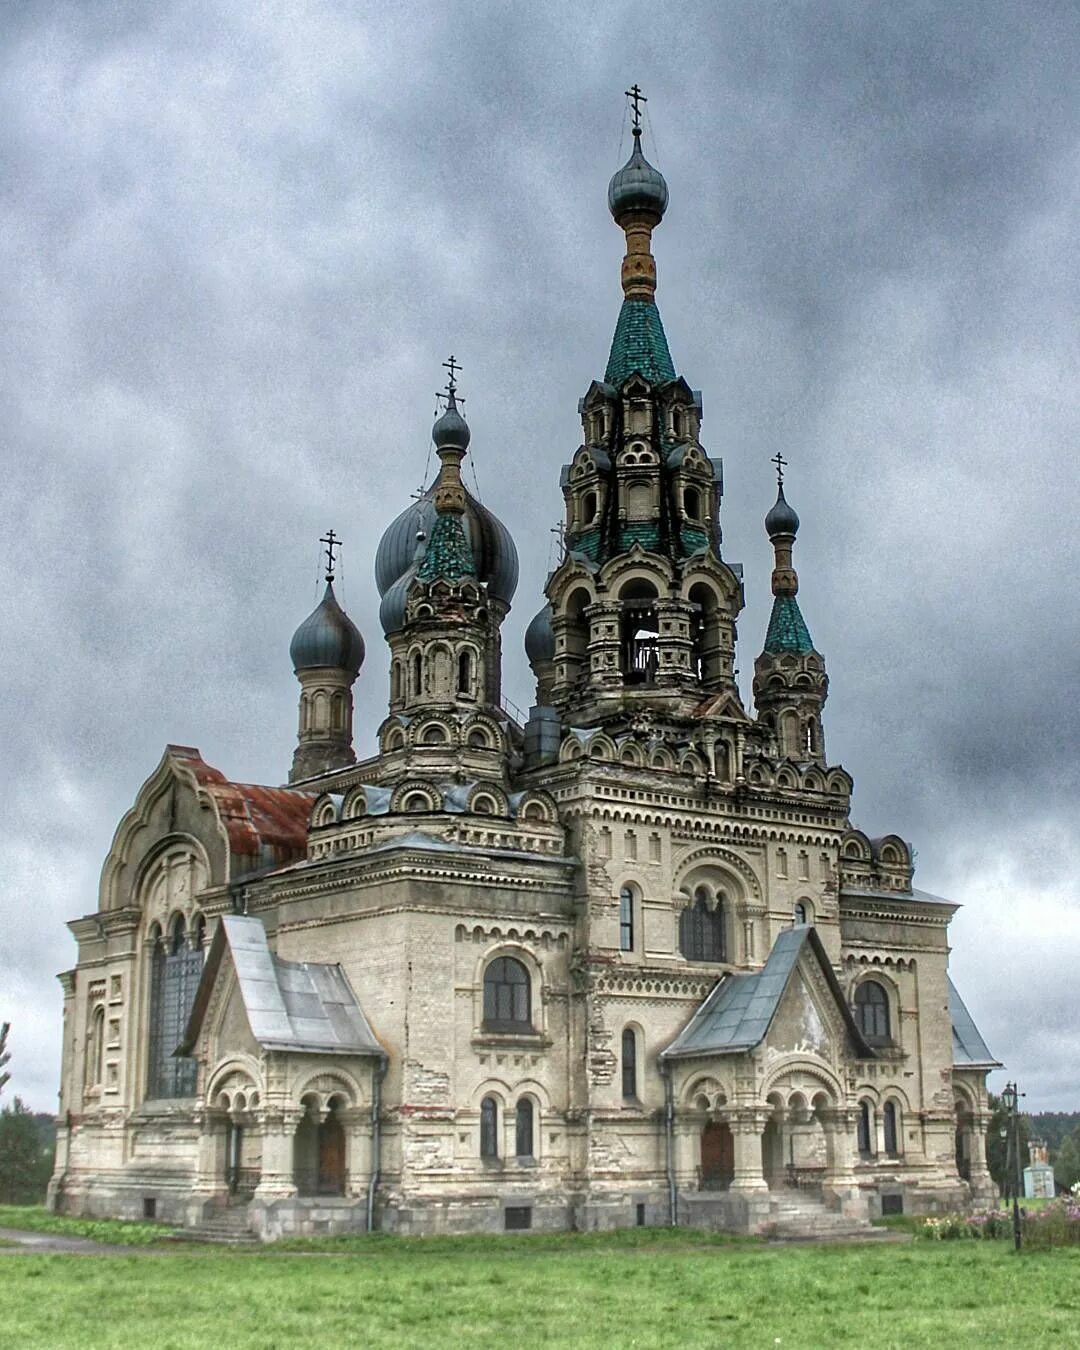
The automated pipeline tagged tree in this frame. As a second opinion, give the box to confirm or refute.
[0,1096,54,1204]
[0,1022,10,1098]
[1053,1127,1080,1192]
[985,1092,1032,1196]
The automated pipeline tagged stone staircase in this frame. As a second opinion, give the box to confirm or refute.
[764,1192,888,1242]
[172,1204,259,1246]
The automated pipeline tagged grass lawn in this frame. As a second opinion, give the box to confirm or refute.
[0,1226,1078,1348]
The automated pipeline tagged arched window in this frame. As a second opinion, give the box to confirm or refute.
[515,1098,534,1159]
[147,917,201,1100]
[679,887,726,962]
[411,651,422,697]
[85,1004,105,1090]
[793,903,807,926]
[482,957,532,1032]
[480,1096,499,1160]
[883,1100,900,1157]
[853,980,890,1044]
[857,1100,873,1157]
[619,886,635,952]
[331,692,345,731]
[684,486,700,520]
[620,581,659,685]
[621,1027,638,1100]
[458,649,473,696]
[583,490,597,524]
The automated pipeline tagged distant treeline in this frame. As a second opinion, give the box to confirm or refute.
[1026,1113,1080,1154]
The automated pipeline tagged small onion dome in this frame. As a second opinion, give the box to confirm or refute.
[432,394,470,453]
[290,582,365,675]
[524,603,555,666]
[765,485,800,538]
[608,130,669,222]
[378,565,417,636]
[375,484,519,607]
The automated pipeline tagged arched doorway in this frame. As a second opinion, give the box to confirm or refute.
[318,1101,346,1195]
[700,1120,734,1190]
[294,1095,347,1196]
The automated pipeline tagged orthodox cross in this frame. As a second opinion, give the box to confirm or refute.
[625,84,646,132]
[550,520,566,564]
[443,354,461,395]
[771,451,788,487]
[319,529,341,582]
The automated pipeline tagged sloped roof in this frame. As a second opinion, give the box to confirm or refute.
[167,745,314,860]
[605,297,676,387]
[949,976,1001,1068]
[763,594,814,654]
[662,925,874,1060]
[179,915,383,1059]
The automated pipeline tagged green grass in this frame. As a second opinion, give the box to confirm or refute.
[0,1229,1079,1348]
[0,1205,171,1246]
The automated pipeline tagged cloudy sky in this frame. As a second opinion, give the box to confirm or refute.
[1,1,1077,1114]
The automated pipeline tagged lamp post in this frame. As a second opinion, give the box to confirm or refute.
[1001,1082,1023,1253]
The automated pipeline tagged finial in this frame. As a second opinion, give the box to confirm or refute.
[771,451,788,488]
[625,83,647,135]
[319,528,341,582]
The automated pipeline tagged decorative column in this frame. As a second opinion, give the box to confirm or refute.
[190,1107,229,1197]
[967,1112,996,1203]
[338,1107,371,1199]
[730,1108,769,1193]
[254,1107,304,1199]
[820,1107,862,1215]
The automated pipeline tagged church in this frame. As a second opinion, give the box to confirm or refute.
[49,103,1000,1240]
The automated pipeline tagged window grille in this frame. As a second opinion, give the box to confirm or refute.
[482,957,531,1032]
[679,889,725,962]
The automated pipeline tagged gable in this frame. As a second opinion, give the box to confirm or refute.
[763,958,851,1063]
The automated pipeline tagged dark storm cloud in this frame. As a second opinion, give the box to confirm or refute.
[1,1,1077,1110]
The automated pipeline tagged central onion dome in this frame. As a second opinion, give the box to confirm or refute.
[290,582,365,674]
[608,128,669,223]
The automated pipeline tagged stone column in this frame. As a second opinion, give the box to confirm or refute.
[672,1118,700,1190]
[338,1107,371,1199]
[254,1108,304,1198]
[820,1107,862,1216]
[191,1107,229,1196]
[730,1109,769,1193]
[967,1112,996,1204]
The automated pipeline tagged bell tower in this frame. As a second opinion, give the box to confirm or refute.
[532,93,743,730]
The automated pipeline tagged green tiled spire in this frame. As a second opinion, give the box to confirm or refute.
[605,299,676,388]
[764,595,814,654]
[416,513,475,583]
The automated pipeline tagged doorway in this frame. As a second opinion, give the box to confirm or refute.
[700,1120,734,1190]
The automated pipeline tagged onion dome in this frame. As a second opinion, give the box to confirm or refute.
[290,582,365,674]
[608,129,669,223]
[378,565,417,636]
[524,603,555,666]
[432,391,470,452]
[765,485,800,538]
[375,486,519,609]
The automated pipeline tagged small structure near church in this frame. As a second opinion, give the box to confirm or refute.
[1024,1142,1056,1198]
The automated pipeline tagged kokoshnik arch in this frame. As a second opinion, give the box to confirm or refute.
[49,98,999,1239]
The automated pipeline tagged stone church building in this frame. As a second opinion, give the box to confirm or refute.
[49,115,999,1240]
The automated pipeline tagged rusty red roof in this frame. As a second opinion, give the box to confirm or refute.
[166,745,314,860]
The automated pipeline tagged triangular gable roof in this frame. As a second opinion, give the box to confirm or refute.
[661,926,874,1060]
[948,976,1001,1068]
[178,915,384,1059]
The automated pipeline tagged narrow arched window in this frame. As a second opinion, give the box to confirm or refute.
[853,980,890,1043]
[515,1098,534,1159]
[480,1096,499,1159]
[619,886,634,952]
[458,649,473,695]
[857,1100,873,1157]
[621,1027,638,1100]
[411,651,422,697]
[679,888,725,962]
[883,1100,900,1157]
[583,490,597,523]
[684,486,700,520]
[482,957,531,1032]
[85,1005,105,1090]
[793,903,807,926]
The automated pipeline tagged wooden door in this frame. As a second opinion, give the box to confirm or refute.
[318,1114,346,1195]
[701,1121,734,1188]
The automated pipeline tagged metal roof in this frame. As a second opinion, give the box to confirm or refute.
[948,976,1001,1068]
[661,926,874,1060]
[179,915,383,1059]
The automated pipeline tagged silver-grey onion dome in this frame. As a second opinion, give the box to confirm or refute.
[375,484,519,615]
[765,485,800,538]
[608,129,669,221]
[432,398,470,452]
[524,603,555,666]
[377,564,417,636]
[290,582,365,674]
